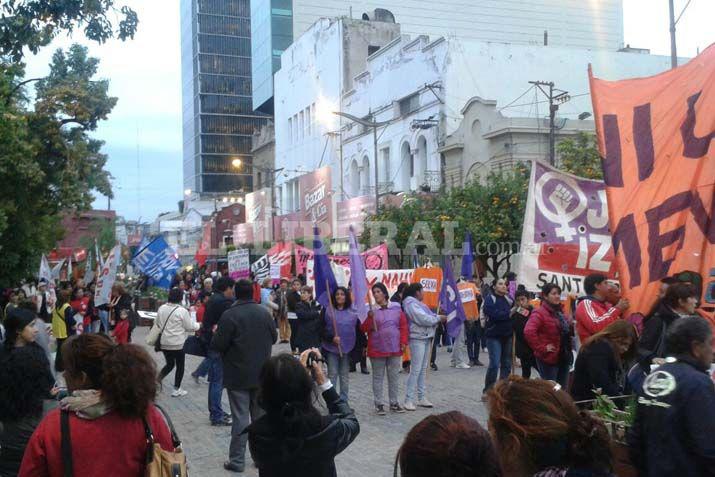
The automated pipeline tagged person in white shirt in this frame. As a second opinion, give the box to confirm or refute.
[146,287,199,397]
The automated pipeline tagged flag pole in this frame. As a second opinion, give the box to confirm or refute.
[325,280,343,357]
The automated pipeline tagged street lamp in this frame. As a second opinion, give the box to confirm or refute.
[332,111,391,211]
[231,158,243,168]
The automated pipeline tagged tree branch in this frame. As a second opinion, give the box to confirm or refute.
[3,77,44,105]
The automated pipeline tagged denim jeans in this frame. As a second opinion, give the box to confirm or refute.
[406,338,431,403]
[483,335,513,392]
[536,358,570,387]
[325,351,350,402]
[98,309,109,334]
[465,321,480,362]
[207,350,225,423]
[193,357,210,379]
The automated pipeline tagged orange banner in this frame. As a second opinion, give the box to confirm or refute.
[590,44,715,324]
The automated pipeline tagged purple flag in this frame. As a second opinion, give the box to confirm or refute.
[460,231,474,279]
[313,225,337,308]
[348,227,369,322]
[440,256,468,339]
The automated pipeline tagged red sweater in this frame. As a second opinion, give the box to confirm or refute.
[575,297,622,344]
[524,304,571,365]
[19,405,173,477]
[112,319,130,344]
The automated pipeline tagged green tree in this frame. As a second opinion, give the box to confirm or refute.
[0,45,118,285]
[0,0,138,62]
[557,131,603,180]
[360,164,529,275]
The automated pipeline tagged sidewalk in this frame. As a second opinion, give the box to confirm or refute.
[138,326,491,477]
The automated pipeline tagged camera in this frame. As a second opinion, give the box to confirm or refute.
[306,351,325,368]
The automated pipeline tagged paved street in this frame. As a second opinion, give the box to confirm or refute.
[138,326,492,477]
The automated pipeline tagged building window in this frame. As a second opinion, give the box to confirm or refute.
[305,107,311,136]
[399,93,420,116]
[368,45,380,56]
[288,117,292,144]
[298,111,304,140]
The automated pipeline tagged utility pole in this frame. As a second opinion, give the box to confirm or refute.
[530,81,570,166]
[669,0,678,68]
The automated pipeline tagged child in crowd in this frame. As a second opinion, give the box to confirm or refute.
[112,308,130,345]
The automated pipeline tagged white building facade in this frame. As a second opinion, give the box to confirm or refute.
[273,13,682,212]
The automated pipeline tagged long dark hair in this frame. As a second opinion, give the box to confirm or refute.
[257,354,322,438]
[62,334,158,418]
[332,286,352,310]
[402,283,423,300]
[0,343,53,421]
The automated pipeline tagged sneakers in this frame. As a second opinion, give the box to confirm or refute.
[403,401,417,411]
[471,359,485,366]
[417,398,434,408]
[191,373,205,385]
[170,388,188,397]
[223,462,244,473]
[456,362,471,369]
[375,404,386,416]
[390,403,406,413]
[430,363,438,371]
[211,415,233,427]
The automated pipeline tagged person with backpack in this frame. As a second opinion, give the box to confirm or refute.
[146,287,199,397]
[481,278,514,398]
[18,334,176,477]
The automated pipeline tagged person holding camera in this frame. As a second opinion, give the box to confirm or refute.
[248,348,360,477]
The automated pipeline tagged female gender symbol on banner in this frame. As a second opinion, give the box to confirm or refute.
[534,172,588,242]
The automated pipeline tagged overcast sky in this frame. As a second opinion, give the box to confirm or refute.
[22,0,715,222]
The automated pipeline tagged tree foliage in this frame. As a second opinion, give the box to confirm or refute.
[360,165,529,276]
[0,44,117,285]
[556,131,603,180]
[0,0,138,62]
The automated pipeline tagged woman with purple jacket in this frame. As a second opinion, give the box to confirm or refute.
[321,287,359,402]
[361,283,409,416]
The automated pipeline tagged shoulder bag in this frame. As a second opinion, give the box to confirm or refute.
[153,306,179,353]
[143,403,188,477]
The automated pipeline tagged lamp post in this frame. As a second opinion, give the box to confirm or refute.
[331,111,391,211]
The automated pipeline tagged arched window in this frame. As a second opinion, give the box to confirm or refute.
[416,135,428,185]
[400,141,412,191]
[349,159,360,196]
[361,155,371,195]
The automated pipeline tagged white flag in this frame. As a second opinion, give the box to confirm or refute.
[94,245,120,307]
[51,259,65,281]
[84,251,95,284]
[39,255,53,284]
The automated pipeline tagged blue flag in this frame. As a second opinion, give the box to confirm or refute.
[132,236,182,289]
[460,231,474,279]
[313,226,337,308]
[440,256,468,339]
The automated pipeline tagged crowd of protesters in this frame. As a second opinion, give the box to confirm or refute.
[0,264,713,477]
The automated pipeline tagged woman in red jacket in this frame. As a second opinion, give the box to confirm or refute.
[19,334,174,477]
[362,283,409,416]
[524,284,573,387]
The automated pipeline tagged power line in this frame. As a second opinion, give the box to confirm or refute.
[497,85,536,111]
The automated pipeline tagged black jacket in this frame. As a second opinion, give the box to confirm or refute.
[571,339,623,402]
[627,356,715,477]
[201,292,233,343]
[286,291,301,313]
[210,299,277,390]
[511,306,534,361]
[248,386,360,477]
[294,300,322,352]
[637,305,680,364]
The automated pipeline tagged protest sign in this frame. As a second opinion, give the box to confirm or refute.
[517,161,616,295]
[590,44,715,321]
[228,249,250,280]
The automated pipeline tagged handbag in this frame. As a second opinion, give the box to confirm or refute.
[143,404,188,477]
[153,306,179,353]
[183,334,207,357]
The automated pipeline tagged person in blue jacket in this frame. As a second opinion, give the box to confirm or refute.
[627,315,715,477]
[481,278,514,398]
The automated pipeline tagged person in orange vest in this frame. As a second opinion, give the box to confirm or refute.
[458,278,483,367]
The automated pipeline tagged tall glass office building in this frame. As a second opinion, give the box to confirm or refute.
[182,0,269,196]
[251,0,293,113]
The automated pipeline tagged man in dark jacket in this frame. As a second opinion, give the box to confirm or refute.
[212,279,277,473]
[628,316,715,477]
[482,278,514,395]
[202,277,235,426]
[286,278,302,352]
